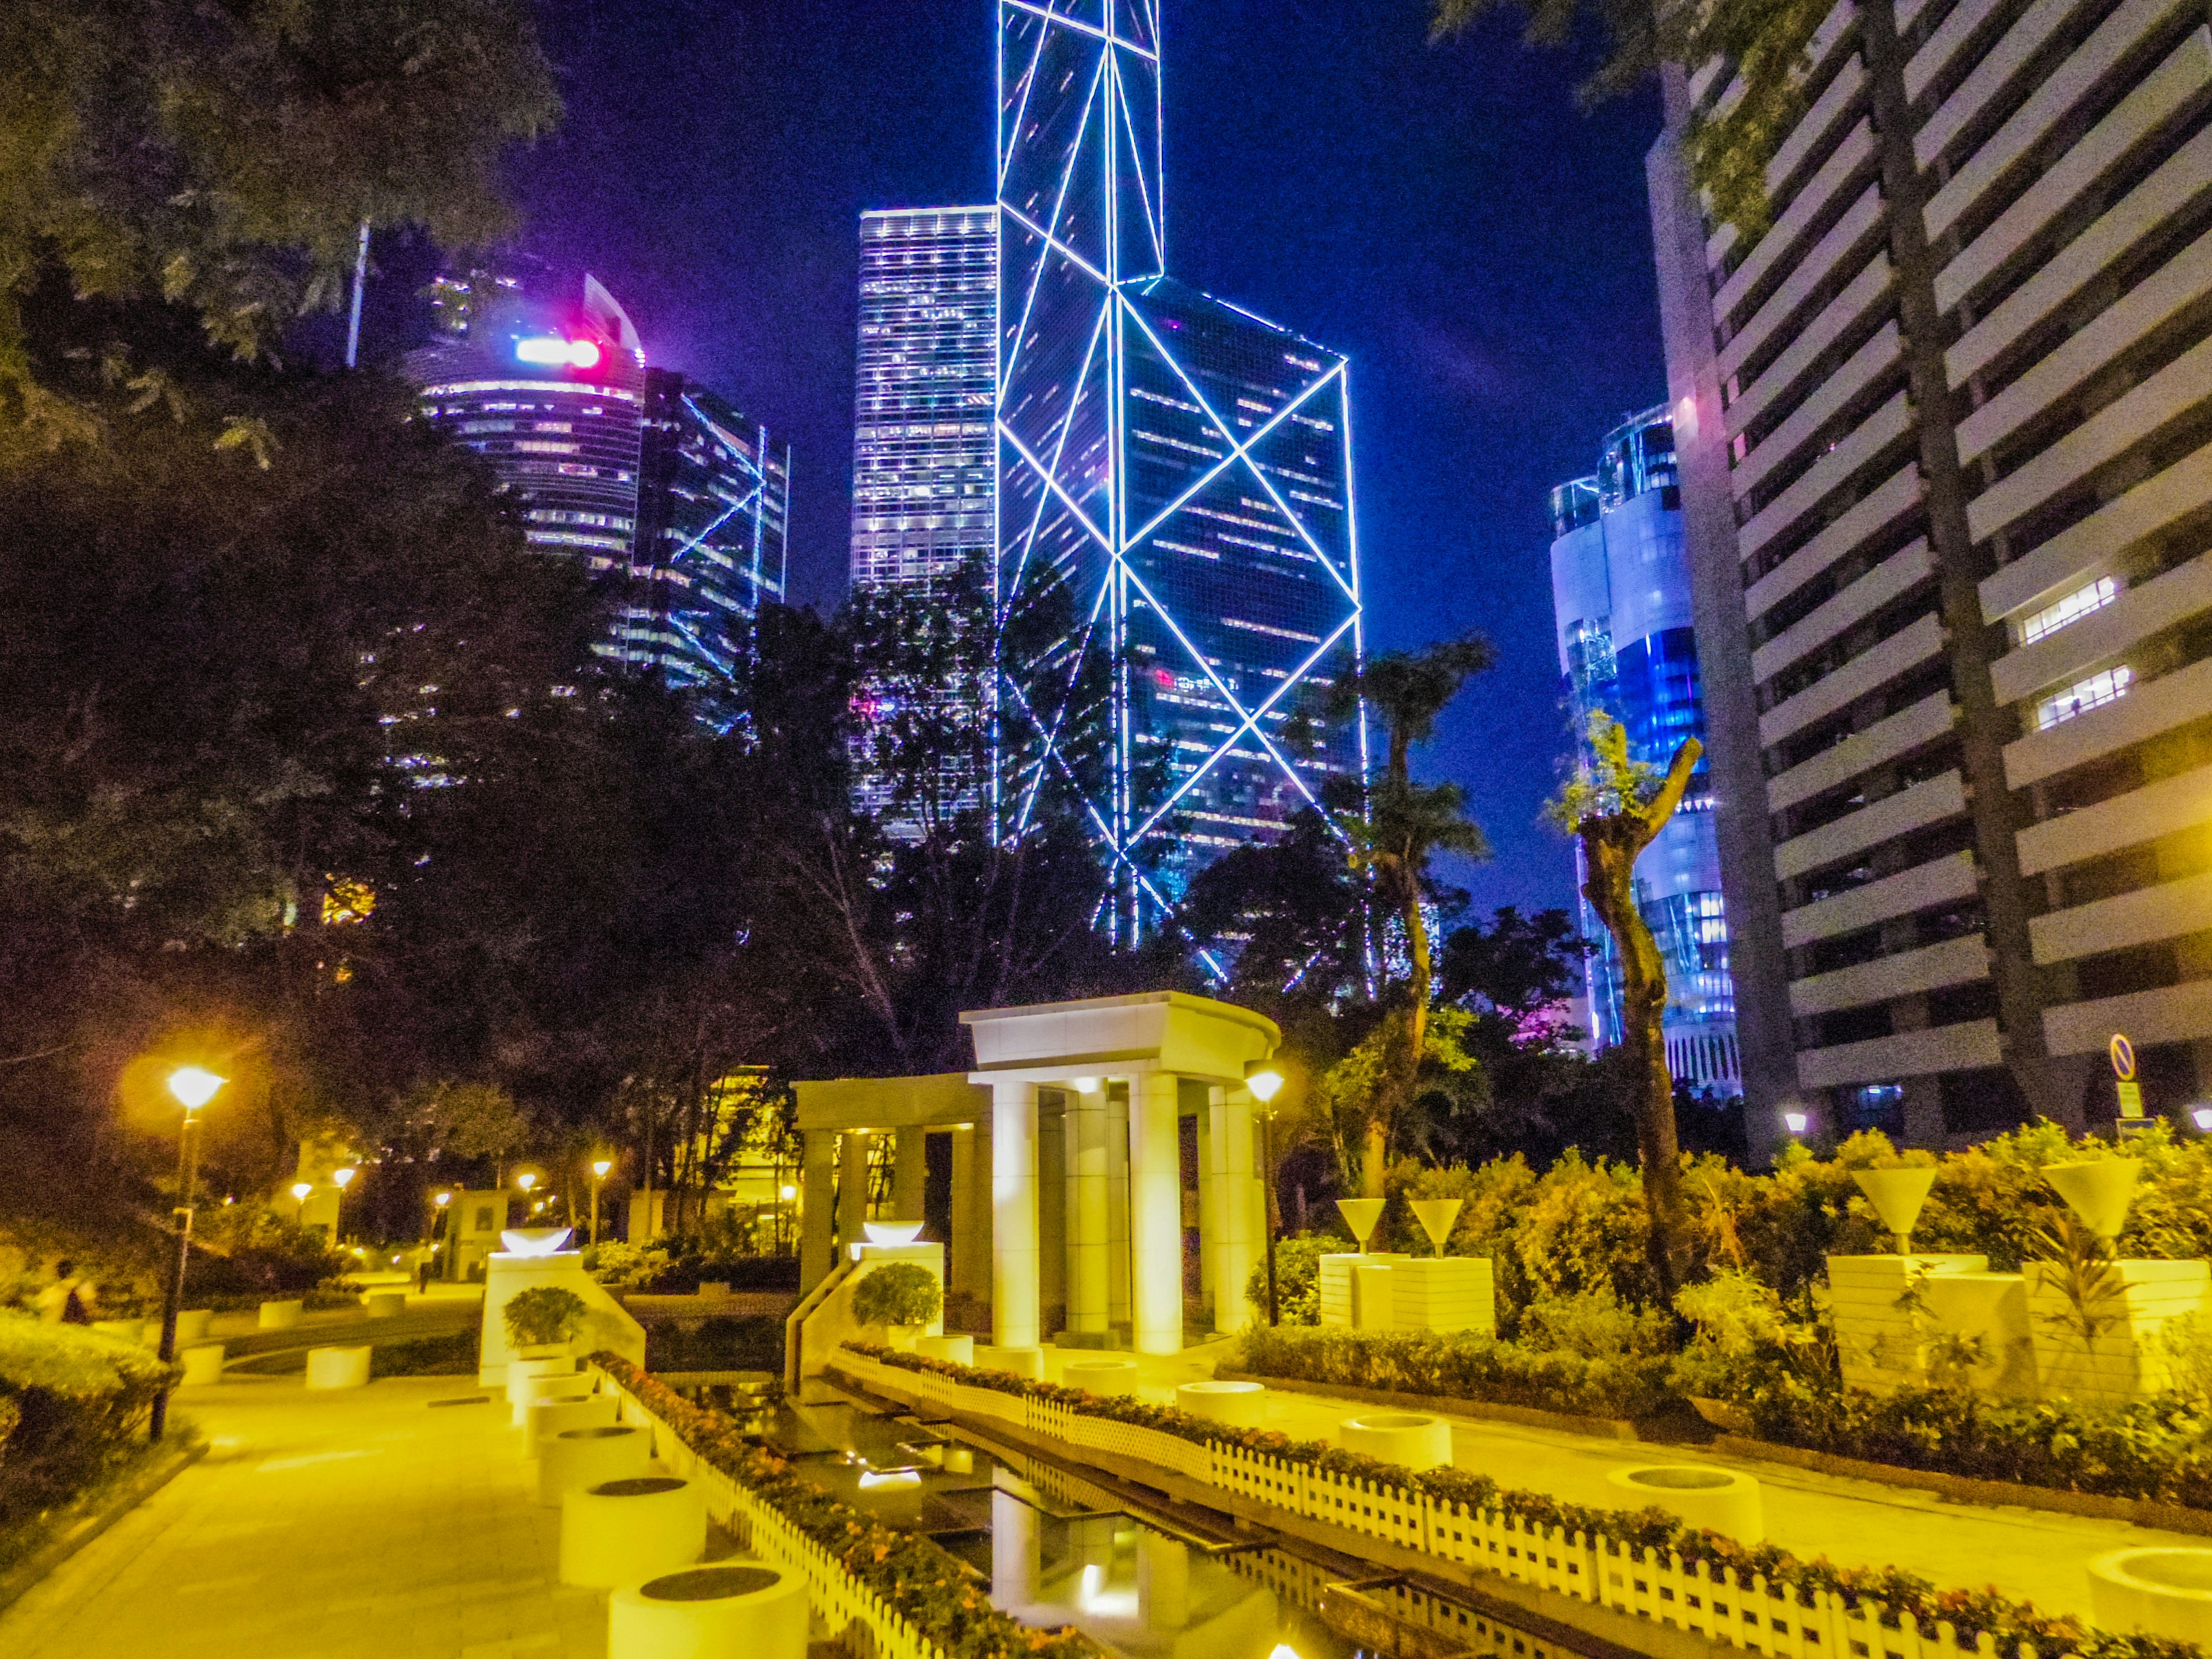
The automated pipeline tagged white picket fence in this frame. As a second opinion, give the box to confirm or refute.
[834,1350,2071,1659]
[597,1369,948,1659]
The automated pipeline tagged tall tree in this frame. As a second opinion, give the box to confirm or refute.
[1321,636,1495,1195]
[1547,713,1703,1294]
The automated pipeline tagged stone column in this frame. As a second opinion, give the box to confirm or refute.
[1106,1083,1132,1328]
[992,1080,1040,1347]
[893,1126,927,1223]
[1205,1087,1258,1333]
[798,1130,836,1294]
[1195,1101,1218,1324]
[1037,1097,1067,1332]
[1130,1071,1183,1354]
[1066,1084,1109,1336]
[837,1129,872,1257]
[949,1124,981,1297]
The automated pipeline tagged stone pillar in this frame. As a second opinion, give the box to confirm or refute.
[798,1130,836,1294]
[1106,1083,1132,1328]
[992,1080,1040,1347]
[949,1124,981,1297]
[1205,1087,1258,1334]
[893,1126,927,1223]
[1037,1097,1067,1332]
[1130,1072,1184,1354]
[837,1129,872,1257]
[1066,1084,1110,1335]
[1195,1100,1218,1323]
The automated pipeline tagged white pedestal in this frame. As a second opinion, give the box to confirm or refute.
[537,1425,650,1507]
[1827,1255,1988,1392]
[561,1475,706,1589]
[1390,1257,1496,1335]
[527,1393,618,1455]
[479,1249,646,1385]
[510,1369,593,1428]
[259,1299,304,1331]
[305,1346,371,1389]
[1060,1357,1141,1397]
[180,1343,225,1386]
[2028,1258,2211,1404]
[1607,1465,1763,1541]
[1918,1271,2035,1395]
[1318,1253,1409,1328]
[1176,1380,1267,1428]
[1339,1412,1453,1469]
[609,1564,807,1659]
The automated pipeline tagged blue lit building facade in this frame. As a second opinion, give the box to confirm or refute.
[1549,408,1740,1093]
[994,1,1365,934]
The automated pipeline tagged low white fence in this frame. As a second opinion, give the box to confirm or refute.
[598,1368,947,1659]
[834,1350,2067,1659]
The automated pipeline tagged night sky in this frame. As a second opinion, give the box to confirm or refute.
[491,0,1666,925]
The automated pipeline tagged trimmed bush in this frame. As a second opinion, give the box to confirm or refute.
[852,1263,941,1328]
[502,1286,586,1348]
[1234,1324,1674,1421]
[0,1316,177,1530]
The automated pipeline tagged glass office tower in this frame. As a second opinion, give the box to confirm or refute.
[1550,407,1740,1093]
[994,0,1364,934]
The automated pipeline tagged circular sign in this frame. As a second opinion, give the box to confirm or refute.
[2111,1033,2136,1081]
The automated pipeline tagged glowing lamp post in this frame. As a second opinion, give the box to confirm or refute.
[332,1166,356,1241]
[291,1180,313,1225]
[590,1159,612,1247]
[153,1066,225,1438]
[1246,1059,1286,1327]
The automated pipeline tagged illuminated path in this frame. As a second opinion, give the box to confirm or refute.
[0,1376,610,1659]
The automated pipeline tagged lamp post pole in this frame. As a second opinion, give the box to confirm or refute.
[1260,1105,1280,1327]
[590,1160,612,1247]
[153,1067,225,1441]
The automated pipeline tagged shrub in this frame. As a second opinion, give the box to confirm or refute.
[184,1206,346,1301]
[503,1286,587,1348]
[370,1329,480,1378]
[852,1263,941,1328]
[0,1316,177,1528]
[1234,1324,1673,1420]
[1518,1287,1673,1360]
[1243,1234,1331,1325]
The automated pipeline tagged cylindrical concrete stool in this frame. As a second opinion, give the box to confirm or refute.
[1605,1465,1763,1541]
[527,1392,619,1455]
[562,1476,707,1588]
[306,1345,372,1390]
[609,1563,807,1659]
[363,1291,407,1319]
[180,1343,226,1386]
[916,1334,975,1365]
[92,1318,145,1346]
[976,1344,1044,1380]
[259,1299,304,1330]
[1177,1380,1267,1429]
[1339,1412,1454,1470]
[176,1310,213,1344]
[2092,1549,2212,1643]
[539,1424,650,1508]
[1061,1358,1141,1397]
[510,1368,593,1427]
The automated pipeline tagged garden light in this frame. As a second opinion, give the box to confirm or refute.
[518,1172,537,1193]
[333,1166,355,1188]
[592,1158,612,1179]
[1245,1059,1284,1102]
[435,1191,452,1207]
[2194,1106,2212,1132]
[1782,1110,1810,1135]
[779,1184,797,1200]
[166,1066,226,1110]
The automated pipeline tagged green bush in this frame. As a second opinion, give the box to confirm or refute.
[0,1316,177,1529]
[1242,1234,1331,1325]
[1517,1287,1673,1360]
[1234,1324,1673,1420]
[852,1263,941,1327]
[502,1286,587,1348]
[370,1329,480,1378]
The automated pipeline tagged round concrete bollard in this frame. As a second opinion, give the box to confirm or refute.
[2092,1550,2212,1643]
[1339,1412,1455,1470]
[609,1563,808,1659]
[512,1370,595,1428]
[1177,1380,1268,1429]
[305,1345,372,1390]
[92,1318,145,1346]
[561,1476,707,1589]
[363,1291,408,1319]
[1060,1358,1141,1397]
[1605,1465,1763,1541]
[976,1344,1044,1380]
[179,1343,226,1386]
[697,1281,731,1298]
[915,1334,975,1365]
[176,1310,214,1344]
[258,1299,304,1331]
[539,1425,650,1508]
[527,1392,620,1455]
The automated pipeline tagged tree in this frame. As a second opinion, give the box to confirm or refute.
[1426,0,1833,237]
[1320,636,1495,1195]
[1176,808,1368,1003]
[1547,713,1703,1296]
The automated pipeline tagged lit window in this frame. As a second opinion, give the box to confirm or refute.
[2020,577,2118,645]
[2037,665,2131,729]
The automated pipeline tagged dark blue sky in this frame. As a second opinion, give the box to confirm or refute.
[499,0,1666,925]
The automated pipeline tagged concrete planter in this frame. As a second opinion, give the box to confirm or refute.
[305,1346,371,1390]
[1339,1412,1453,1469]
[916,1334,975,1365]
[179,1343,226,1386]
[537,1424,649,1507]
[609,1563,806,1659]
[1176,1380,1267,1428]
[2090,1548,2212,1643]
[1606,1465,1763,1541]
[362,1291,408,1319]
[258,1299,304,1331]
[560,1476,706,1589]
[1060,1358,1141,1397]
[510,1369,594,1429]
[176,1310,213,1344]
[526,1393,619,1455]
[976,1344,1044,1379]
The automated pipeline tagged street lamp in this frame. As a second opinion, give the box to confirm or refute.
[1246,1059,1285,1327]
[590,1158,612,1247]
[153,1065,226,1439]
[1782,1109,1810,1137]
[290,1181,313,1225]
[331,1166,355,1241]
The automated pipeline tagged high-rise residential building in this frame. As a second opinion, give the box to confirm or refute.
[994,0,1366,935]
[1550,408,1742,1094]
[407,268,787,719]
[1648,0,2212,1153]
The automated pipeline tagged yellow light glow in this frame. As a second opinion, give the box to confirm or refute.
[167,1066,226,1109]
[291,1182,313,1202]
[517,1172,537,1192]
[1245,1063,1284,1102]
[779,1184,797,1200]
[1071,1075,1101,1094]
[434,1192,452,1207]
[332,1167,356,1189]
[592,1160,612,1179]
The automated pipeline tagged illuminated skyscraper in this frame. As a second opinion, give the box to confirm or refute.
[994,1,1365,934]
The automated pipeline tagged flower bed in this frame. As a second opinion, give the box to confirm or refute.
[592,1354,1096,1659]
[840,1342,2193,1659]
[1233,1324,1675,1421]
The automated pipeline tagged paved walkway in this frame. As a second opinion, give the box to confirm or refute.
[1,1373,609,1659]
[1072,1339,2187,1624]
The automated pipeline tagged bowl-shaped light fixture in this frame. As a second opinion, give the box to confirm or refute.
[168,1066,227,1110]
[864,1221,926,1247]
[498,1226,575,1256]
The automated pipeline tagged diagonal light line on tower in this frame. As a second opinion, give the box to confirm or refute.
[1002,296,1111,626]
[998,55,1108,396]
[997,19,1054,192]
[1001,203,1109,289]
[1006,0,1159,58]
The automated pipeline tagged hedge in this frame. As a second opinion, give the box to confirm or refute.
[1233,1324,1675,1420]
[840,1342,2196,1659]
[0,1316,177,1534]
[592,1354,1098,1659]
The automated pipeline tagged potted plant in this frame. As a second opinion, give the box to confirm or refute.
[504,1286,589,1358]
[853,1263,942,1351]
